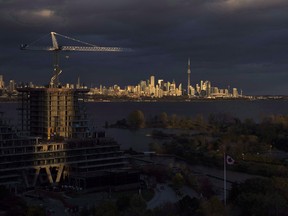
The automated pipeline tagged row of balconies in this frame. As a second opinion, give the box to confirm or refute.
[66,140,117,149]
[0,178,20,185]
[0,134,18,140]
[0,155,127,171]
[77,161,128,170]
[0,140,36,148]
[0,127,13,133]
[0,149,122,163]
[0,174,19,180]
[0,144,121,159]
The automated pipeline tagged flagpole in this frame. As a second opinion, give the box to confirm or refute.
[224,152,227,206]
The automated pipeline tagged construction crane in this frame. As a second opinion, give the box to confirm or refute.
[20,32,131,87]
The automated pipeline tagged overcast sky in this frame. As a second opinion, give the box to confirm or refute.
[0,0,288,95]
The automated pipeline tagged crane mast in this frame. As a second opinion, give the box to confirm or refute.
[20,32,130,87]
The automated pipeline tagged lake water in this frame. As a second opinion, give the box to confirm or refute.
[1,100,288,151]
[85,100,288,126]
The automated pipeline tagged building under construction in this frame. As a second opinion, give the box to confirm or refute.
[17,87,90,139]
[0,32,138,192]
[0,86,139,192]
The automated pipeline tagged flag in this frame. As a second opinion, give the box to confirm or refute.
[226,155,235,165]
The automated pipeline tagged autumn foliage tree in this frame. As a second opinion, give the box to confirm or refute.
[229,178,288,216]
[128,110,146,128]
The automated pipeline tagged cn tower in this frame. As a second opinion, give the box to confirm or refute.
[187,58,191,96]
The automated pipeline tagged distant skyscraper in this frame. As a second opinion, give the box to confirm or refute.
[204,80,211,97]
[158,79,164,88]
[233,88,239,97]
[76,76,81,89]
[140,80,147,92]
[187,58,191,96]
[200,80,204,91]
[8,80,15,92]
[0,75,4,89]
[196,84,200,93]
[150,75,155,87]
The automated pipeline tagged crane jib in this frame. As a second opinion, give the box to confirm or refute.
[61,46,124,52]
[20,31,131,87]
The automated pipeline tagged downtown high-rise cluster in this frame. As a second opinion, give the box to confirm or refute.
[186,58,241,98]
[89,59,241,99]
[89,75,183,98]
[0,59,242,99]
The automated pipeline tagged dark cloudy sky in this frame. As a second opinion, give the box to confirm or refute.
[0,0,288,95]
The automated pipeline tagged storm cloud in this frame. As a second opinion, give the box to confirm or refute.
[0,0,288,95]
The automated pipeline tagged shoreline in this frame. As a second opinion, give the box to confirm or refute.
[0,95,287,103]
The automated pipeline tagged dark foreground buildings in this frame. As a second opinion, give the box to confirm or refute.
[0,86,139,192]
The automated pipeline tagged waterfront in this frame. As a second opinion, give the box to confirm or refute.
[85,100,288,125]
[1,100,288,152]
[2,100,288,124]
[1,100,288,215]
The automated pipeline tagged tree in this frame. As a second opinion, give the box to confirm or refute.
[93,201,118,216]
[198,177,215,199]
[128,110,145,128]
[169,114,180,128]
[130,194,147,210]
[149,142,165,154]
[273,177,288,201]
[153,202,178,216]
[116,194,131,212]
[0,190,28,216]
[229,178,288,216]
[195,114,205,129]
[172,173,185,189]
[26,206,46,216]
[200,196,226,216]
[159,112,169,128]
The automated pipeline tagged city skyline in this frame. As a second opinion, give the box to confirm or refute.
[0,73,242,99]
[0,71,242,97]
[0,1,288,95]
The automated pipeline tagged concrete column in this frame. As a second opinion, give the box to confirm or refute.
[32,167,41,187]
[45,166,54,184]
[55,164,64,183]
[22,170,29,188]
